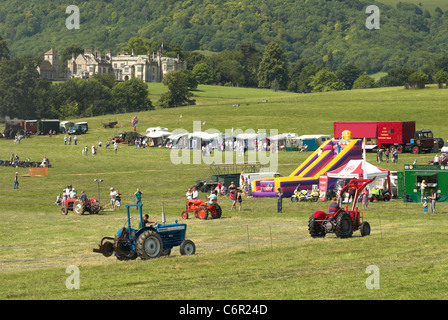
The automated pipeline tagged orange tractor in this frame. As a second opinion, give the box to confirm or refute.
[181,199,222,220]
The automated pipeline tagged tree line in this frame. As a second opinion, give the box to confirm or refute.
[2,34,448,120]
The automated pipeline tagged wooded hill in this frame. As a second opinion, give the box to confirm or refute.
[2,0,448,73]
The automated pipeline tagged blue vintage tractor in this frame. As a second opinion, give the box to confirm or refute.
[93,204,196,260]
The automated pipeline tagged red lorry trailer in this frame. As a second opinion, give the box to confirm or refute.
[334,121,433,154]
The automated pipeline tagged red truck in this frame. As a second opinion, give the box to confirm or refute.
[334,121,433,154]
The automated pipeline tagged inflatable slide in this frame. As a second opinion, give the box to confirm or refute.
[251,139,363,197]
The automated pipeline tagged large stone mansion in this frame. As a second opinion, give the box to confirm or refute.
[38,47,186,82]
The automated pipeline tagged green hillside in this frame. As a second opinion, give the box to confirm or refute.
[2,0,448,72]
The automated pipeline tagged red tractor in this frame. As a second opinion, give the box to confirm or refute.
[308,178,374,238]
[181,199,222,220]
[61,197,101,215]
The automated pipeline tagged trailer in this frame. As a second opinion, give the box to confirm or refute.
[38,119,60,135]
[334,121,434,154]
[3,119,37,138]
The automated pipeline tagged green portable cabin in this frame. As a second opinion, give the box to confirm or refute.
[400,164,448,202]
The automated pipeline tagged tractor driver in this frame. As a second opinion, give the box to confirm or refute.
[143,214,156,226]
[328,197,340,214]
[80,190,88,204]
[208,190,218,205]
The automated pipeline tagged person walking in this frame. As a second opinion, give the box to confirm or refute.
[114,141,118,154]
[237,189,242,211]
[229,182,237,210]
[13,172,19,189]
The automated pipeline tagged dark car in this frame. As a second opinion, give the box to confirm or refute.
[68,125,87,135]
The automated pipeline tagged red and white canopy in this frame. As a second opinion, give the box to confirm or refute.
[326,160,389,179]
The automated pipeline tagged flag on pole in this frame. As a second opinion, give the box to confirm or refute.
[131,115,138,131]
[362,137,367,179]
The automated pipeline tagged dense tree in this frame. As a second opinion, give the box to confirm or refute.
[352,75,376,89]
[0,55,42,119]
[236,43,262,87]
[159,70,195,108]
[336,64,363,90]
[111,78,153,113]
[434,70,448,88]
[310,68,344,92]
[0,36,10,61]
[408,71,428,89]
[377,67,417,88]
[192,63,213,85]
[257,42,288,90]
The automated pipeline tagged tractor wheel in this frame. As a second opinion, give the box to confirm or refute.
[162,249,171,256]
[90,203,101,214]
[99,241,114,257]
[412,146,420,154]
[115,252,138,261]
[196,206,209,220]
[360,221,371,237]
[73,199,86,215]
[291,196,297,202]
[136,230,163,259]
[182,211,189,219]
[60,205,68,215]
[180,240,196,255]
[308,215,326,238]
[335,212,353,238]
[212,205,222,219]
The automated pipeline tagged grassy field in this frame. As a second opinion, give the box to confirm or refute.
[1,84,448,302]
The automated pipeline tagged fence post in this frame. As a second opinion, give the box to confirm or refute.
[246,225,250,252]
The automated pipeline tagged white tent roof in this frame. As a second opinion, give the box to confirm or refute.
[326,160,389,179]
[145,131,172,138]
[298,134,331,140]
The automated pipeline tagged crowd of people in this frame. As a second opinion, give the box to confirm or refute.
[376,147,399,163]
[2,151,51,168]
[55,185,86,206]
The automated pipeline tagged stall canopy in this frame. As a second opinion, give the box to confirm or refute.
[326,160,389,180]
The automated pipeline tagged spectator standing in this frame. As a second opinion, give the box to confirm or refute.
[186,188,192,200]
[13,172,19,189]
[277,187,283,213]
[114,141,119,154]
[385,148,390,163]
[115,190,121,210]
[135,188,143,209]
[74,135,78,145]
[110,187,117,210]
[429,189,437,214]
[192,187,199,199]
[420,180,427,203]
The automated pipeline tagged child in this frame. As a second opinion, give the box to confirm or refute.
[423,197,428,214]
